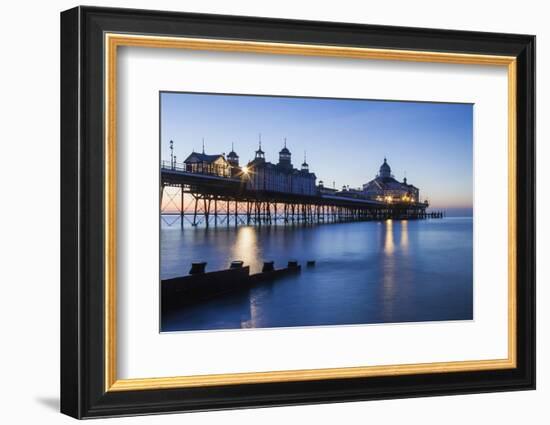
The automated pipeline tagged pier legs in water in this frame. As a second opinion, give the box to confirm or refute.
[162,187,444,228]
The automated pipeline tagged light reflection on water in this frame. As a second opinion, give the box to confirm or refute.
[161,218,473,332]
[384,219,395,255]
[231,226,261,273]
[401,220,409,250]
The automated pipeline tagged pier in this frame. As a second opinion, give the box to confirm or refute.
[160,161,443,228]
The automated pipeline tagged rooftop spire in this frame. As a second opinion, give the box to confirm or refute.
[202,138,205,154]
[255,133,265,159]
[379,157,392,178]
[227,142,238,160]
[258,133,263,150]
[301,150,309,171]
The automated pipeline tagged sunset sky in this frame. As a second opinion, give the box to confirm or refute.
[160,92,473,212]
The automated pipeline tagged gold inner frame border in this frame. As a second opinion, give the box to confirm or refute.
[104,33,517,392]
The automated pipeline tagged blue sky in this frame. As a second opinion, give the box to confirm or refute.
[160,92,473,209]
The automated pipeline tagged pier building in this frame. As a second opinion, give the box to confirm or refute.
[317,180,338,195]
[362,158,420,203]
[245,139,317,196]
[183,151,231,178]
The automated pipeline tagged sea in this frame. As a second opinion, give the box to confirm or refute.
[160,215,473,332]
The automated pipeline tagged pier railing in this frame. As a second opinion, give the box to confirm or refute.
[161,160,231,178]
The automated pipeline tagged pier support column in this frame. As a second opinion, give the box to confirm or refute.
[226,199,230,227]
[214,198,218,227]
[180,185,184,228]
[192,196,198,226]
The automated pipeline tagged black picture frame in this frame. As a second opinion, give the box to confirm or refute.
[61,5,535,419]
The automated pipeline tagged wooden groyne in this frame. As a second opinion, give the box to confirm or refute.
[162,260,303,310]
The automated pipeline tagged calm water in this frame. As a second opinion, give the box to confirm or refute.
[160,217,473,332]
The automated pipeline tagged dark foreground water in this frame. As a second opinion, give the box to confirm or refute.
[160,217,473,332]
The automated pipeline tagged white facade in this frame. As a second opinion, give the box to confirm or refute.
[245,144,316,195]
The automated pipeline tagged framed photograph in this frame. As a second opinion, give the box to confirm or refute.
[60,6,535,419]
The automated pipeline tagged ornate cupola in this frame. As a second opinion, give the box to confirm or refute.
[227,142,239,167]
[301,151,309,172]
[254,134,265,162]
[379,157,392,178]
[278,137,292,169]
